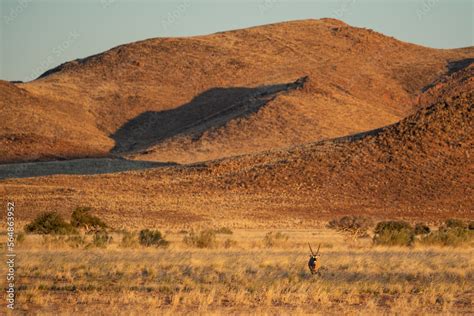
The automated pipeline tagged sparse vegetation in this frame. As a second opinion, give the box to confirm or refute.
[120,231,138,248]
[420,219,473,247]
[213,227,233,235]
[327,216,373,238]
[90,231,113,248]
[24,212,77,235]
[420,227,471,247]
[223,238,238,248]
[66,235,86,248]
[373,221,415,246]
[40,235,66,247]
[263,231,289,248]
[4,227,473,314]
[183,229,217,248]
[139,229,169,247]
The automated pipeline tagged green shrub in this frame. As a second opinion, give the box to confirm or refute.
[71,207,107,231]
[263,231,289,248]
[139,229,169,247]
[414,223,431,235]
[91,231,112,248]
[183,229,216,248]
[373,221,415,246]
[420,226,472,247]
[444,218,467,230]
[25,212,77,235]
[374,221,412,234]
[327,216,373,238]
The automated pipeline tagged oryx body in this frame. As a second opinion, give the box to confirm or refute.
[308,243,321,275]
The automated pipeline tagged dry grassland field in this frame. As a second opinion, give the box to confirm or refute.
[1,226,473,315]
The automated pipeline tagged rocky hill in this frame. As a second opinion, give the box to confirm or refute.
[2,63,472,227]
[1,19,472,163]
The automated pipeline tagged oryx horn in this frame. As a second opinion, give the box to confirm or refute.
[308,243,315,256]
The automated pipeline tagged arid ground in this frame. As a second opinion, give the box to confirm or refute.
[1,228,473,315]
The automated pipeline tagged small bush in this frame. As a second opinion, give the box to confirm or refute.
[183,229,217,248]
[139,229,169,247]
[91,231,112,248]
[25,212,77,235]
[213,227,233,235]
[444,218,466,230]
[71,207,107,231]
[263,231,289,248]
[327,216,373,238]
[421,224,473,247]
[414,223,431,235]
[373,221,415,246]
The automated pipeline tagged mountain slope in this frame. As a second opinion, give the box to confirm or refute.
[198,63,473,215]
[0,81,113,162]
[1,19,473,163]
[2,64,472,227]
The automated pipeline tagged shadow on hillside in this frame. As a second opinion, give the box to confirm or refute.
[333,126,388,143]
[447,57,474,75]
[110,77,307,154]
[422,58,474,92]
[0,158,176,180]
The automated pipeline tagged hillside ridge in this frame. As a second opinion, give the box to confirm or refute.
[1,18,473,163]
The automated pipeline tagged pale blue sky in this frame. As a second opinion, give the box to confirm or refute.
[1,0,473,81]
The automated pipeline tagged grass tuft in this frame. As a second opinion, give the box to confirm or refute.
[263,231,289,248]
[183,229,217,248]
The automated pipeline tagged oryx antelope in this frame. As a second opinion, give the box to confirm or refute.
[308,243,321,275]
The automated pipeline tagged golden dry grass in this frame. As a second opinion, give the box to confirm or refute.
[1,228,472,315]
